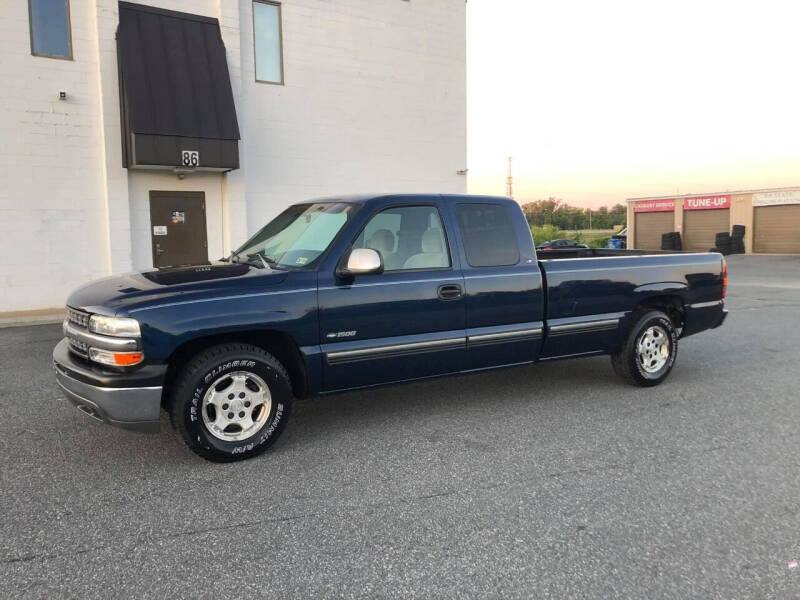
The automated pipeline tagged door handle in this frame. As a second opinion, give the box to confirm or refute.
[155,243,165,256]
[437,284,463,300]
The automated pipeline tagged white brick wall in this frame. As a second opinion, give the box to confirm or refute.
[238,0,467,231]
[0,0,110,311]
[0,0,466,312]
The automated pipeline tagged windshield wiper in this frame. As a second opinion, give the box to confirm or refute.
[250,253,285,269]
[246,253,272,269]
[240,252,284,270]
[227,249,283,270]
[259,253,281,268]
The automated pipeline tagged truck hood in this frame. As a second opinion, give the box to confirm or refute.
[67,262,288,315]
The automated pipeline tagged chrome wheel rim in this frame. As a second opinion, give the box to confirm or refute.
[637,325,670,373]
[201,371,272,442]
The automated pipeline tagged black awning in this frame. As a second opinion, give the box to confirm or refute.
[117,2,240,170]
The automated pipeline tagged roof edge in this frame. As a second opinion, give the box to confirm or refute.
[627,186,800,203]
[118,1,219,26]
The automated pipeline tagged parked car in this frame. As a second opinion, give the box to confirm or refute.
[537,239,589,250]
[54,194,727,462]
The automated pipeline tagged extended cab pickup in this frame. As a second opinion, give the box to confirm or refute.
[54,194,727,461]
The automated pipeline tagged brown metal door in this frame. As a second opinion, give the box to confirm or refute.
[149,191,208,268]
[754,205,800,253]
[634,211,674,250]
[683,209,730,252]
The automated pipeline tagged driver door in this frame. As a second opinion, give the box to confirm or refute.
[318,203,466,392]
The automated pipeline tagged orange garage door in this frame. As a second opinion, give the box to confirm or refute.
[635,211,674,250]
[754,205,800,253]
[683,209,730,252]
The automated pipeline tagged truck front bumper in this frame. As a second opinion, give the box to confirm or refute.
[53,339,165,433]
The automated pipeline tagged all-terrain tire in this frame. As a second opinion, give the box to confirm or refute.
[611,310,678,387]
[169,343,293,462]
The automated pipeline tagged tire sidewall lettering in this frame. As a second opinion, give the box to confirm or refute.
[203,360,257,384]
[230,403,284,454]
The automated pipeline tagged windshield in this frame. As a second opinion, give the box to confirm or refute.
[233,202,354,268]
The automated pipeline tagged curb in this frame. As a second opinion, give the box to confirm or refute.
[0,311,65,329]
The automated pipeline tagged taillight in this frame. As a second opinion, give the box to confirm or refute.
[721,258,728,299]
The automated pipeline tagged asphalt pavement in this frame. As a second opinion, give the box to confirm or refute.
[1,255,799,598]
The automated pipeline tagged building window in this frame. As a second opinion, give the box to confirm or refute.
[28,0,72,59]
[253,1,284,84]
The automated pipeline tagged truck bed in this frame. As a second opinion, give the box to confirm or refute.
[536,250,725,359]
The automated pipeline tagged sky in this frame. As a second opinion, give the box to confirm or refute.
[466,0,800,208]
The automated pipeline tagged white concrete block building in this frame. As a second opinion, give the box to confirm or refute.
[0,0,466,314]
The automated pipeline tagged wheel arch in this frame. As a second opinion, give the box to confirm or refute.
[162,329,308,407]
[633,294,685,331]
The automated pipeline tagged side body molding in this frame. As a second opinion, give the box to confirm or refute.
[633,282,688,295]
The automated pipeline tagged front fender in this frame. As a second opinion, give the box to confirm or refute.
[124,287,319,363]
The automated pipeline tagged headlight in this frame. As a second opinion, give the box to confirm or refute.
[88,315,141,337]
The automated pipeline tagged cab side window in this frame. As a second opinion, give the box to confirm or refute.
[353,206,450,271]
[455,203,520,267]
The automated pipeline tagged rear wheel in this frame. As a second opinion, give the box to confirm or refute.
[611,310,678,386]
[169,343,293,462]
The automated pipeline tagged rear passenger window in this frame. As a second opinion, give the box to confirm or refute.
[455,203,520,267]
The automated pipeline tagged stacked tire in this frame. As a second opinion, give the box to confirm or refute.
[661,231,682,251]
[715,232,733,255]
[731,225,746,254]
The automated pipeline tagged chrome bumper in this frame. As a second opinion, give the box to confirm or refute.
[54,360,162,433]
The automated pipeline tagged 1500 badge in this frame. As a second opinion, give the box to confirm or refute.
[326,331,357,339]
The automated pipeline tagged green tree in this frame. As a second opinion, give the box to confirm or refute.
[521,198,627,230]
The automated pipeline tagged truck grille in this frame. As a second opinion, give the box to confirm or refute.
[67,307,90,329]
[68,337,89,358]
[65,307,90,360]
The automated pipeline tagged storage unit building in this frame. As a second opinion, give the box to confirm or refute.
[752,191,800,254]
[682,195,731,252]
[627,187,800,254]
[633,199,675,250]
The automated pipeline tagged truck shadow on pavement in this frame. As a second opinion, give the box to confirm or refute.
[56,355,622,465]
[151,351,715,464]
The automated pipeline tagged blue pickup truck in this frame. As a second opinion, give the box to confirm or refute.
[54,194,727,461]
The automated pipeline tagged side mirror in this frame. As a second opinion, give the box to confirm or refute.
[337,248,384,278]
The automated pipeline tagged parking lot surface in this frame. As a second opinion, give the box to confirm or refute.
[1,255,799,598]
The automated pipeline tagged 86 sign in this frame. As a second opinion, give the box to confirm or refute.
[181,150,199,167]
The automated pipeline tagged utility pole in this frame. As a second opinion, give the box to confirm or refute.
[505,156,513,200]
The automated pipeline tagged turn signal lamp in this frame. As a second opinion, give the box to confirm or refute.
[89,348,144,367]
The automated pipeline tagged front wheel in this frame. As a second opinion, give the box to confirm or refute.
[169,344,293,462]
[611,310,678,386]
